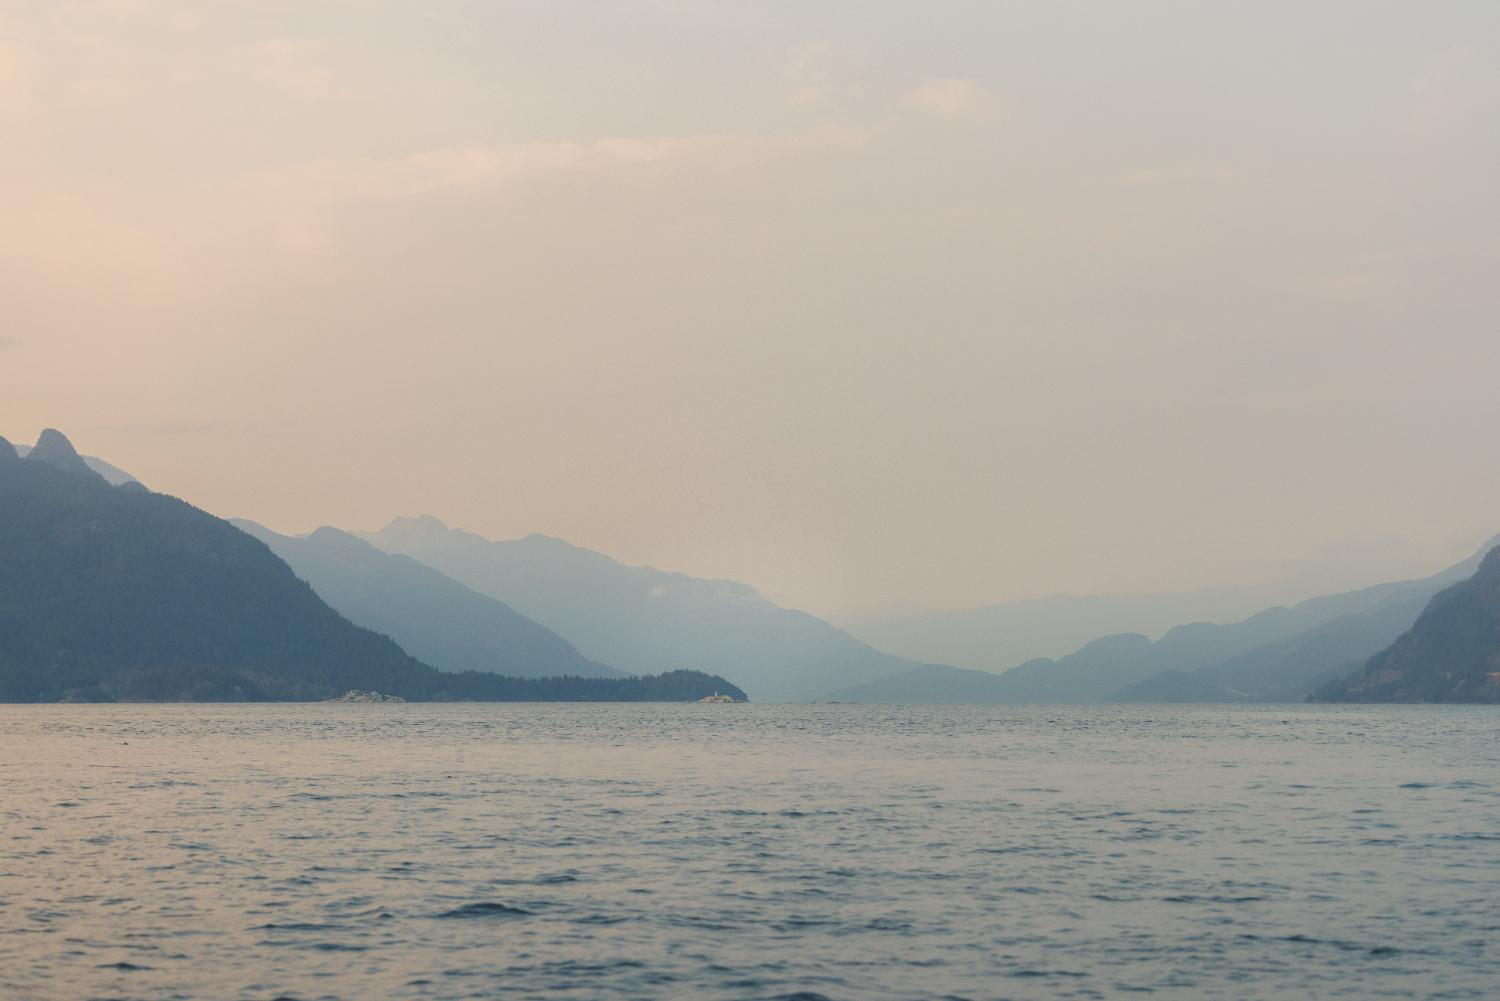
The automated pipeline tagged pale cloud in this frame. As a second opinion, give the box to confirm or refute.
[0,41,32,115]
[784,41,845,108]
[1401,45,1500,158]
[249,37,356,102]
[242,133,759,206]
[904,77,990,120]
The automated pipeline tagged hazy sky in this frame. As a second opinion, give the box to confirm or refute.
[3,1,1499,617]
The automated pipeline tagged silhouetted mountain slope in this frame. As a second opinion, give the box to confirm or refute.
[233,521,622,680]
[1311,548,1500,703]
[0,434,739,703]
[356,516,932,701]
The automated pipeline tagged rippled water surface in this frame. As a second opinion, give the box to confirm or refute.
[1,704,1497,1000]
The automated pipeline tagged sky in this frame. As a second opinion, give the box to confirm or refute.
[3,1,1499,618]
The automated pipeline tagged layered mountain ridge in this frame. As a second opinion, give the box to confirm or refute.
[830,535,1500,704]
[0,431,740,703]
[234,520,622,680]
[356,515,938,702]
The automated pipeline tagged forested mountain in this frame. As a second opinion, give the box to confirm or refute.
[234,520,621,679]
[0,433,739,703]
[357,515,935,701]
[1312,548,1500,703]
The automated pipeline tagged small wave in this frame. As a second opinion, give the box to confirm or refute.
[863,917,913,932]
[432,902,534,919]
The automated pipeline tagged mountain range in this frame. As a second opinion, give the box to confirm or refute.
[0,430,739,703]
[6,426,1498,706]
[356,515,937,702]
[840,587,1298,673]
[830,535,1500,703]
[234,520,621,680]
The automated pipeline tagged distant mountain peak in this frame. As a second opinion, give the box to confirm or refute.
[24,429,102,480]
[0,436,17,464]
[306,525,382,555]
[383,514,451,534]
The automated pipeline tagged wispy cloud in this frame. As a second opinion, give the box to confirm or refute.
[904,78,992,120]
[241,133,759,206]
[247,37,360,102]
[0,336,20,350]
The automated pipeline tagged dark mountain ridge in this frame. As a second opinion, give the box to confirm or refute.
[1312,548,1500,703]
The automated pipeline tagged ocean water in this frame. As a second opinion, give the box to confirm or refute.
[1,704,1496,1001]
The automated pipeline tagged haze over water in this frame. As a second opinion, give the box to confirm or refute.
[3,703,1496,1000]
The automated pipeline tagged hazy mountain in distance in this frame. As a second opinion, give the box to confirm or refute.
[834,535,1500,704]
[1111,586,1435,702]
[1088,536,1500,699]
[830,632,1182,704]
[234,520,622,680]
[14,433,140,486]
[841,588,1291,672]
[356,516,937,701]
[0,431,739,703]
[1312,548,1500,703]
